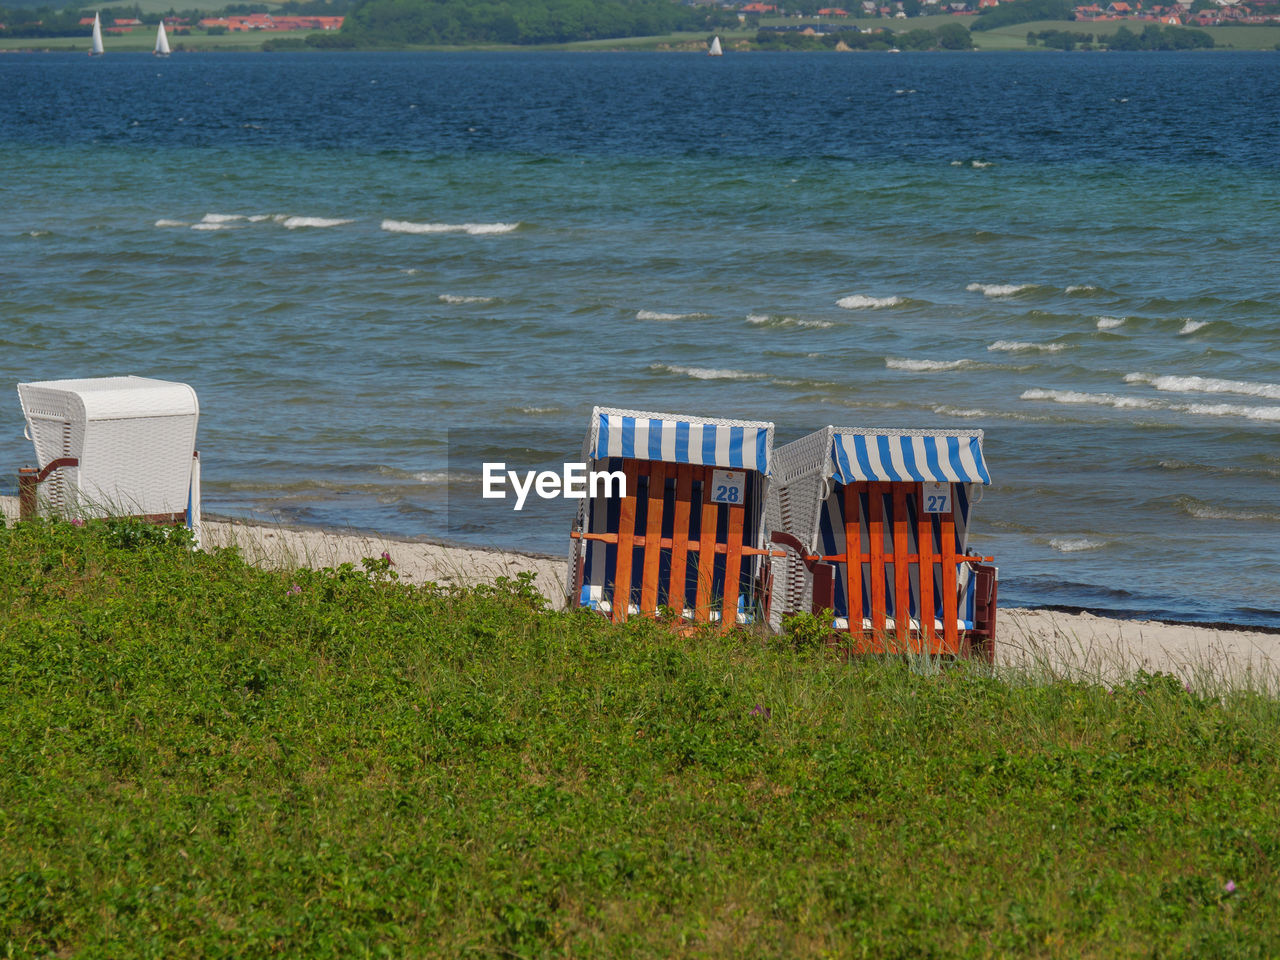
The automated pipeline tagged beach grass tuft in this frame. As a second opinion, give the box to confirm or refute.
[2,517,1278,956]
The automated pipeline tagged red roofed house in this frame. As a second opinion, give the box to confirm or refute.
[978,0,999,8]
[1106,1,1132,13]
[818,7,850,14]
[741,2,777,11]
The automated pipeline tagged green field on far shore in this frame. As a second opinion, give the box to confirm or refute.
[4,16,1279,53]
[0,27,321,52]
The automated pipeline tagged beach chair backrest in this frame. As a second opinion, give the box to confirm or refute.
[17,376,199,522]
[570,407,774,626]
[770,426,993,654]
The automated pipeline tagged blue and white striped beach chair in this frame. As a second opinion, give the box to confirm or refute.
[768,426,996,657]
[568,406,777,626]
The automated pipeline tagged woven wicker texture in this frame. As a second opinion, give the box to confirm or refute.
[18,377,199,519]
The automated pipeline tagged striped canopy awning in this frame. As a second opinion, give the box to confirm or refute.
[830,430,990,485]
[592,409,772,475]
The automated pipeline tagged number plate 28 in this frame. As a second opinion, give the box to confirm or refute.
[709,470,746,505]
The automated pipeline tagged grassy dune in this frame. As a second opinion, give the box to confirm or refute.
[2,517,1277,956]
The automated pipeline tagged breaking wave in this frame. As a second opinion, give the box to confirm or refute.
[282,216,354,229]
[1095,316,1126,330]
[987,340,1066,353]
[154,219,186,227]
[650,363,767,381]
[747,314,833,329]
[1022,388,1280,422]
[636,310,708,321]
[439,294,495,304]
[1124,372,1280,401]
[1050,537,1106,553]
[966,282,1034,297]
[886,358,973,372]
[381,220,520,235]
[200,213,245,223]
[836,294,903,309]
[1178,319,1208,335]
[1177,497,1280,522]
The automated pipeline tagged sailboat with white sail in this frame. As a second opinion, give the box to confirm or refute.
[154,19,171,56]
[89,11,104,55]
[708,35,723,56]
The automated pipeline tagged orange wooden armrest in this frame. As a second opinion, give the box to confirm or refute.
[570,530,784,557]
[813,553,994,565]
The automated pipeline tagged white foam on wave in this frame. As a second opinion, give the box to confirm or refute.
[1021,388,1159,410]
[1178,498,1280,522]
[381,220,520,236]
[748,314,833,329]
[637,310,707,321]
[413,471,452,484]
[651,363,766,381]
[932,405,989,418]
[1095,316,1126,330]
[971,160,993,169]
[282,216,354,229]
[1178,402,1280,422]
[248,215,272,222]
[987,340,1066,353]
[1178,319,1208,335]
[1065,284,1100,294]
[26,230,50,237]
[1125,372,1280,401]
[190,223,229,231]
[154,219,186,228]
[201,213,245,223]
[967,282,1032,297]
[1050,537,1106,553]
[1022,387,1280,422]
[520,406,560,415]
[886,358,973,372]
[837,295,903,309]
[439,294,494,304]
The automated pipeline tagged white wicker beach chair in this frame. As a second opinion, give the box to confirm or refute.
[767,426,996,657]
[17,376,201,540]
[568,406,778,626]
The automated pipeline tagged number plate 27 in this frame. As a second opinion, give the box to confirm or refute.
[921,482,952,514]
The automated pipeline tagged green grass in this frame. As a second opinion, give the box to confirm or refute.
[972,19,1280,50]
[2,518,1278,957]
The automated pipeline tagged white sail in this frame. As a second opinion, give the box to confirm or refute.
[154,20,170,56]
[708,35,723,56]
[90,12,104,55]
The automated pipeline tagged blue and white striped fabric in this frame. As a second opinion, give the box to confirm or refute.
[830,432,990,485]
[593,412,771,475]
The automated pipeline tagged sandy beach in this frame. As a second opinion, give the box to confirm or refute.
[4,496,1276,688]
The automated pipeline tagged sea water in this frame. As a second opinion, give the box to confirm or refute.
[0,51,1277,626]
